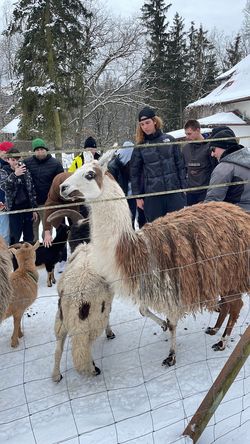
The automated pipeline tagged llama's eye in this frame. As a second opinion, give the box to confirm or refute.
[85,171,96,181]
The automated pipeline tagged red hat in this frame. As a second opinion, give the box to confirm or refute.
[0,141,15,152]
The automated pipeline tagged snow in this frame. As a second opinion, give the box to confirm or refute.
[1,266,249,444]
[187,54,250,107]
[0,116,21,135]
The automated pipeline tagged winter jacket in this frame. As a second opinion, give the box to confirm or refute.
[205,146,250,212]
[131,130,187,195]
[24,154,64,205]
[0,164,37,211]
[0,158,8,203]
[44,171,81,231]
[68,151,101,172]
[182,140,217,193]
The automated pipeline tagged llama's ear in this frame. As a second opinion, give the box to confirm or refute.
[33,240,40,250]
[98,149,116,172]
[9,247,17,256]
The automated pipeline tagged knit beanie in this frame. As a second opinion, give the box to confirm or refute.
[0,141,14,152]
[84,136,97,149]
[32,138,48,151]
[209,126,238,151]
[138,106,156,122]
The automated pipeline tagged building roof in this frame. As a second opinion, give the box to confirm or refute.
[168,112,247,140]
[0,116,21,135]
[187,55,250,108]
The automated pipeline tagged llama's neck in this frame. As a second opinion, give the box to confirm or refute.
[89,176,135,281]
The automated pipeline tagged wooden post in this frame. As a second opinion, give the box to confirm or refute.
[183,326,250,443]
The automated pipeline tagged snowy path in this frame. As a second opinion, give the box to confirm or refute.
[0,268,249,444]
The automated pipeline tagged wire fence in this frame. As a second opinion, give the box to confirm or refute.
[0,137,250,443]
[0,248,249,444]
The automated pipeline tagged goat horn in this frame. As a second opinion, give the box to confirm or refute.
[47,209,84,225]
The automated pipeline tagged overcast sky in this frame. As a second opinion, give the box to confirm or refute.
[106,0,247,34]
[0,0,247,34]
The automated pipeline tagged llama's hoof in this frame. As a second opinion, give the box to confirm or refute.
[47,283,52,288]
[161,321,168,332]
[106,331,116,340]
[52,373,63,383]
[93,364,101,375]
[205,327,217,336]
[162,352,176,367]
[11,340,19,348]
[212,340,225,351]
[18,331,24,338]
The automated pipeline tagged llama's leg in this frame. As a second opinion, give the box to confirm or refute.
[11,314,22,347]
[47,271,52,287]
[162,319,177,366]
[71,333,100,376]
[212,296,243,351]
[18,325,23,338]
[105,322,115,339]
[205,298,230,336]
[139,304,168,331]
[51,268,56,284]
[52,311,67,382]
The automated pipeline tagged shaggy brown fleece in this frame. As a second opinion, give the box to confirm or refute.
[0,236,13,322]
[116,202,250,315]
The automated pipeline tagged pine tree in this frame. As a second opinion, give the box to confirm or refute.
[186,24,219,102]
[6,0,93,147]
[140,0,171,119]
[224,34,244,69]
[165,13,188,129]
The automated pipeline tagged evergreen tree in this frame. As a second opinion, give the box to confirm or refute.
[186,24,219,102]
[6,0,93,147]
[140,0,171,119]
[165,13,188,129]
[224,34,244,69]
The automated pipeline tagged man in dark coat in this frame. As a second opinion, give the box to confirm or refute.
[131,106,186,222]
[183,119,217,205]
[24,138,64,240]
[0,148,38,244]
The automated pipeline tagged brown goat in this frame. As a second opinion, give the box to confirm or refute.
[3,241,40,347]
[0,236,13,322]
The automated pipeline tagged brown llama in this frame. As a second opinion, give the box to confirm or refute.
[60,160,250,366]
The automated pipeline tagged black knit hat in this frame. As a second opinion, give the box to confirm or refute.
[138,106,156,122]
[209,126,238,150]
[84,136,97,149]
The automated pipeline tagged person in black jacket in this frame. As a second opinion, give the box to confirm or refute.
[131,106,186,222]
[0,148,38,244]
[183,119,217,206]
[24,138,64,241]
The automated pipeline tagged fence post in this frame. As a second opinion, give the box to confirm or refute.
[183,325,250,443]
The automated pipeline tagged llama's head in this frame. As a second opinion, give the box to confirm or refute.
[60,160,104,200]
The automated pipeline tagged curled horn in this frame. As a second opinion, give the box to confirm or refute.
[47,209,86,226]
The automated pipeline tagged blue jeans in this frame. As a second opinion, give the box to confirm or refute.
[0,212,10,245]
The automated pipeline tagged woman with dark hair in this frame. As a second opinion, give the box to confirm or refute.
[130,106,186,222]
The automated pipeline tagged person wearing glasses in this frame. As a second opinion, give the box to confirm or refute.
[205,126,250,212]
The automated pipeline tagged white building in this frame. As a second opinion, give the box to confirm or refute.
[184,55,250,145]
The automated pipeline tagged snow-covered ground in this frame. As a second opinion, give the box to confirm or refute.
[0,267,249,444]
